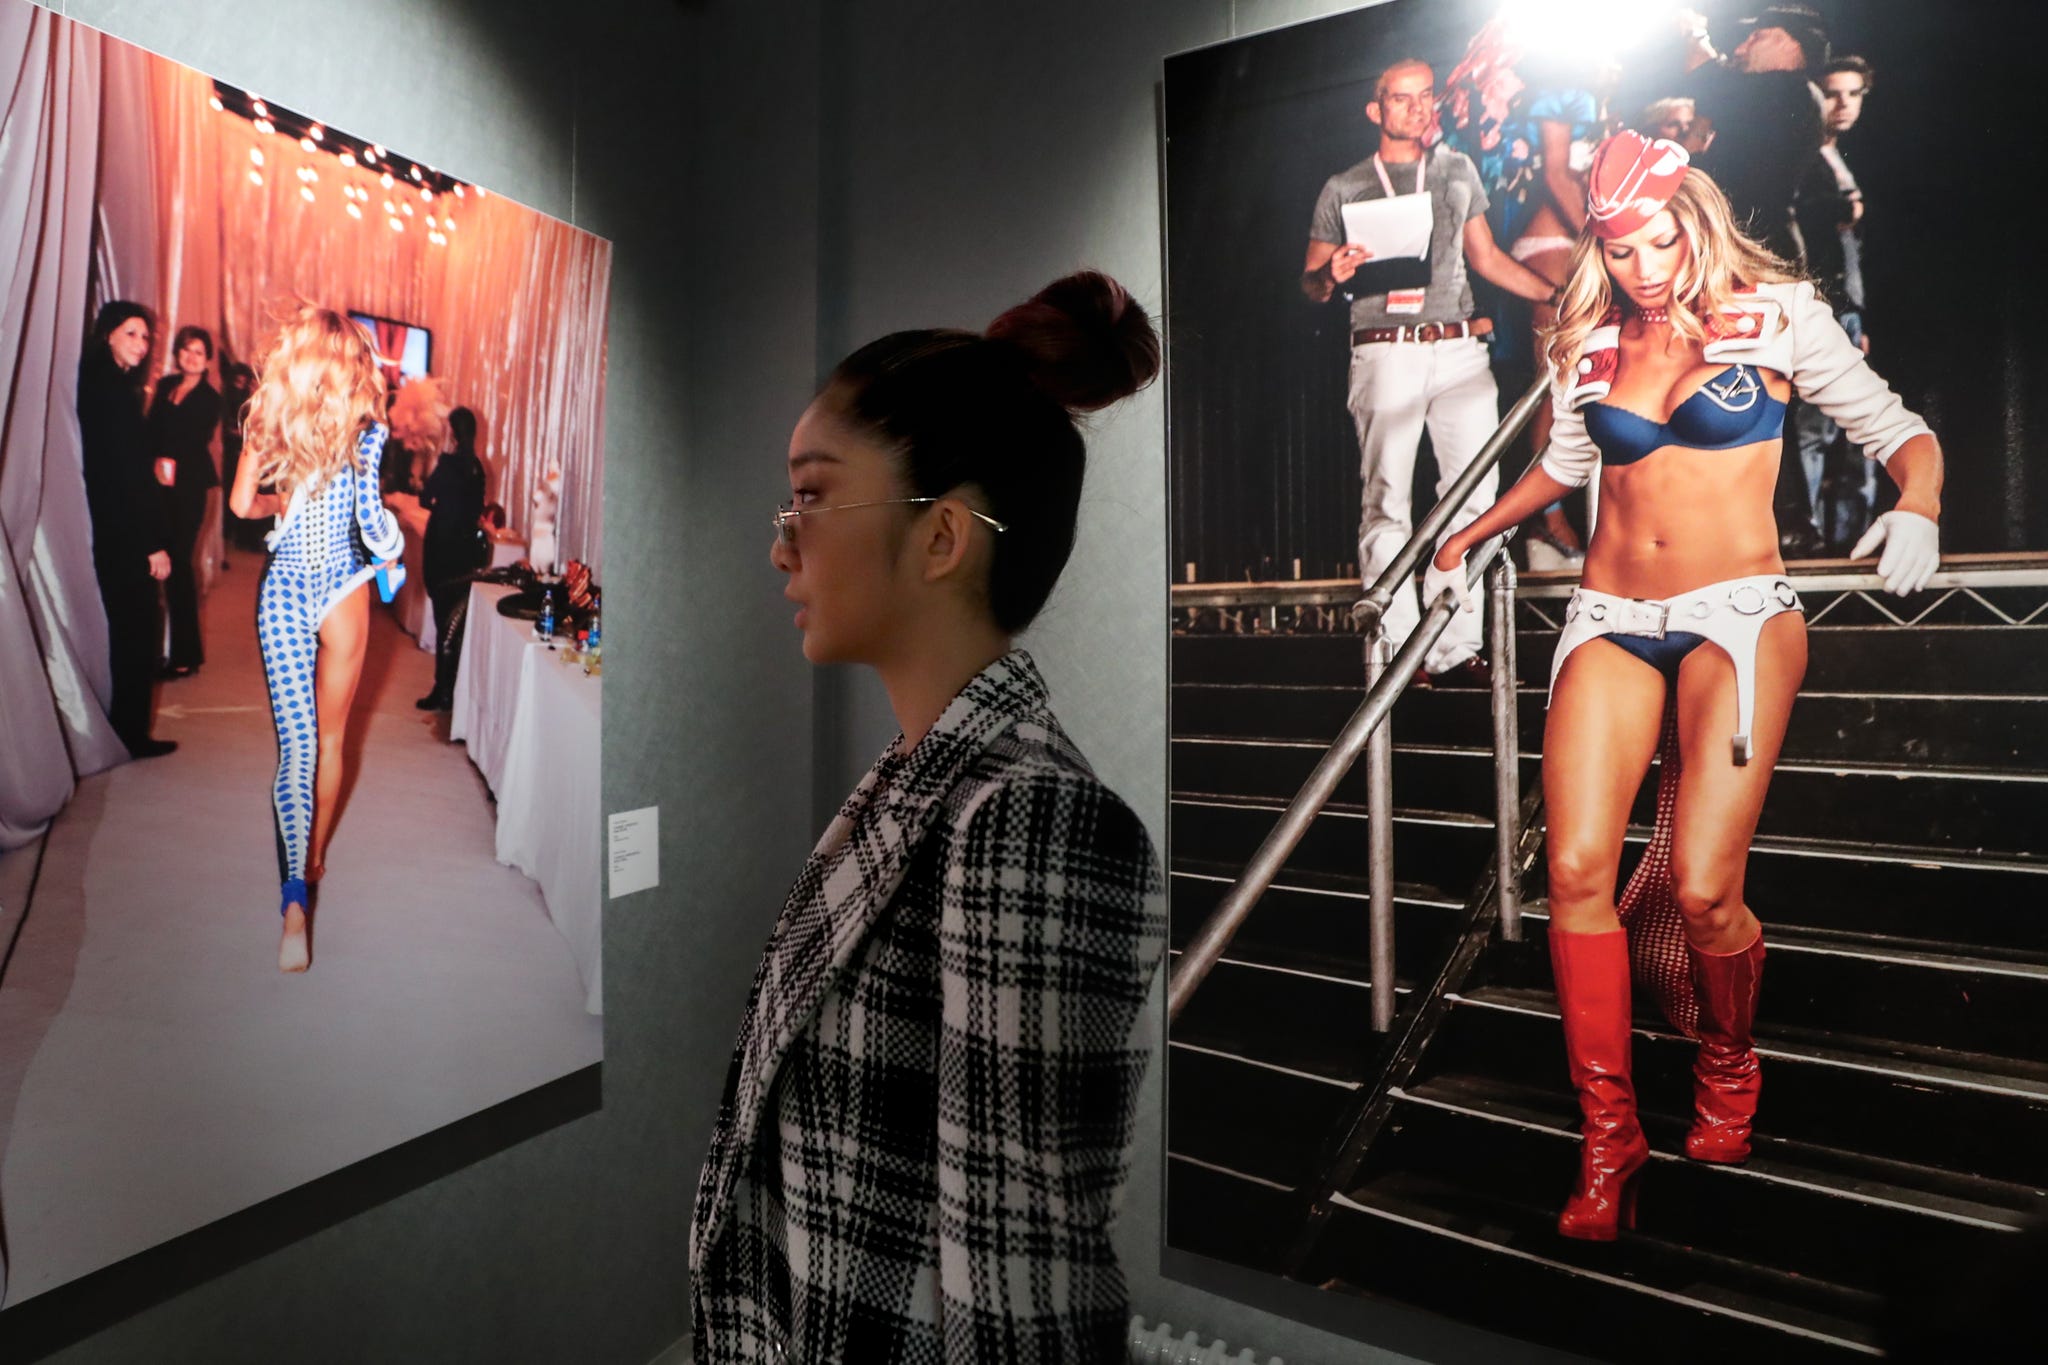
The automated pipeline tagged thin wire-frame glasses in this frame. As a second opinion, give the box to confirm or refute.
[773,497,1007,545]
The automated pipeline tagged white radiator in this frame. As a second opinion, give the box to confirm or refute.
[1128,1314,1284,1365]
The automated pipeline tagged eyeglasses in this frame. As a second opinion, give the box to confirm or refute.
[773,497,1007,546]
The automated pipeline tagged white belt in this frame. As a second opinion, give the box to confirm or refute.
[1551,574,1803,765]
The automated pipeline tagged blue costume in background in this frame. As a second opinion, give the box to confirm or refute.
[258,422,402,912]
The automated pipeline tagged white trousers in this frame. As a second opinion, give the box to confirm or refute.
[1348,335,1499,672]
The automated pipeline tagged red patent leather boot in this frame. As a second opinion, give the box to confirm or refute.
[1685,930,1767,1163]
[1552,928,1651,1241]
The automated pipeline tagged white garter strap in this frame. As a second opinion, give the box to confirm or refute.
[1548,573,1803,765]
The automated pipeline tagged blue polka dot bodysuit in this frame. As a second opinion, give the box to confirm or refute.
[258,422,403,913]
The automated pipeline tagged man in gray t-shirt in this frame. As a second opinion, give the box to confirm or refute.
[1301,57,1553,675]
[1308,144,1490,330]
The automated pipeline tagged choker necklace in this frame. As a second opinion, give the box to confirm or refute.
[1636,305,1671,324]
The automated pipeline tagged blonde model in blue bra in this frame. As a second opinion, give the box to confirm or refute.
[1429,132,1944,1243]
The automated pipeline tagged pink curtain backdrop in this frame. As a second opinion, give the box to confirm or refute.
[136,58,610,573]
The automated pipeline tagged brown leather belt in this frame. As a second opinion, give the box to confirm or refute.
[1351,318,1494,345]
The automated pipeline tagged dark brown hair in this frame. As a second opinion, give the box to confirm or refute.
[825,271,1159,632]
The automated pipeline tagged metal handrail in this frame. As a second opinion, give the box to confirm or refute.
[1168,374,1550,1026]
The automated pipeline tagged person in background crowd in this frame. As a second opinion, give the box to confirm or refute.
[1639,95,1714,158]
[149,325,222,677]
[1792,55,1880,551]
[77,302,176,760]
[219,361,262,553]
[1303,56,1556,681]
[1675,5,1827,266]
[414,405,489,712]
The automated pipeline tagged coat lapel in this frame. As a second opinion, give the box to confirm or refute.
[692,650,1051,1270]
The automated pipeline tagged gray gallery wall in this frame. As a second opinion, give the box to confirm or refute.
[28,0,1574,1362]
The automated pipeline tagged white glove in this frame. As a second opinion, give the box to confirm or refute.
[1422,551,1475,615]
[1848,509,1940,596]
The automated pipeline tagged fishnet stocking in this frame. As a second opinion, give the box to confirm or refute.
[1615,704,1699,1039]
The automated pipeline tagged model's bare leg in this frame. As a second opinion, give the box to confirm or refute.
[1540,641,1667,1238]
[1542,641,1667,934]
[1666,611,1807,1161]
[308,585,370,881]
[281,584,368,972]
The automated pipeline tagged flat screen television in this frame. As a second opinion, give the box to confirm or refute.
[348,310,432,384]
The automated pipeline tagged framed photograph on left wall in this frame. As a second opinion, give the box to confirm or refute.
[0,0,610,1331]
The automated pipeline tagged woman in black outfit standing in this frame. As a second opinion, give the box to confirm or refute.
[414,405,488,710]
[149,325,222,676]
[78,301,176,759]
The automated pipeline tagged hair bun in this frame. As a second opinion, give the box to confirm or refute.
[985,271,1160,413]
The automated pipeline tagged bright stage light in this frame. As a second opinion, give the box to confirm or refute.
[251,99,268,118]
[300,186,315,203]
[347,202,362,219]
[309,125,324,142]
[301,137,317,153]
[253,118,274,136]
[453,184,466,199]
[248,169,263,187]
[401,202,414,217]
[339,151,356,168]
[208,95,224,111]
[427,215,438,229]
[389,216,404,232]
[1498,0,1675,64]
[421,187,434,202]
[249,147,265,167]
[381,172,395,189]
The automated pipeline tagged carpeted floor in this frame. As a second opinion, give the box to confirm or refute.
[0,555,601,1305]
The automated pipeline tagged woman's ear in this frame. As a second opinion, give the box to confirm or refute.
[920,498,978,585]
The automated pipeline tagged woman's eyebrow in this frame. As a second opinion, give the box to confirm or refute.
[788,451,841,472]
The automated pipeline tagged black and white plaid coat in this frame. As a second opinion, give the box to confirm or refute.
[690,650,1166,1364]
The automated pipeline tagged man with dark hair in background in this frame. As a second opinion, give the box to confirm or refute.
[1674,5,1828,265]
[1790,55,1880,550]
[1302,57,1554,680]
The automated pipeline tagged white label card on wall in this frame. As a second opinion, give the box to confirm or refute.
[608,806,660,898]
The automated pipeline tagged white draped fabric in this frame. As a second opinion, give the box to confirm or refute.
[0,9,128,849]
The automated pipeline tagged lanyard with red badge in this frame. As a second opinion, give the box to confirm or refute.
[1373,153,1431,315]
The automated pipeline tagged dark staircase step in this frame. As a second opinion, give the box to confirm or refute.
[1167,952,1390,1084]
[1164,1153,1299,1276]
[1308,1169,1882,1362]
[1504,912,2048,1066]
[1171,796,1491,898]
[1555,831,2048,957]
[1169,866,1459,982]
[1178,734,2048,855]
[1374,1075,2034,1297]
[1166,1041,1356,1190]
[1174,683,2048,770]
[1509,625,2048,695]
[1431,986,2048,1188]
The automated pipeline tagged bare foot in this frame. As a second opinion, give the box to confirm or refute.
[280,903,310,973]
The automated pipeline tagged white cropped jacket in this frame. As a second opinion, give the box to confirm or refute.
[1538,280,1932,488]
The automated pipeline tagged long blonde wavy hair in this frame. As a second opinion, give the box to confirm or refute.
[242,305,387,493]
[1542,168,1802,384]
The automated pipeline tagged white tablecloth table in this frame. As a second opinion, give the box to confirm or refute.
[450,582,603,1012]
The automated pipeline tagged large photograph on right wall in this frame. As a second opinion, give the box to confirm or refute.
[1161,2,2048,1360]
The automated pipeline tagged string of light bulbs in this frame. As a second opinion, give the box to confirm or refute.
[209,80,483,245]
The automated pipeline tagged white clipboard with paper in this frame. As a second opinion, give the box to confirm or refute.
[1339,154,1434,296]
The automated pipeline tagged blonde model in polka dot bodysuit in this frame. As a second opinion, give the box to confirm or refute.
[229,307,404,973]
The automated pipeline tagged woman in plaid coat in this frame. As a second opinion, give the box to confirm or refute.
[690,272,1167,1363]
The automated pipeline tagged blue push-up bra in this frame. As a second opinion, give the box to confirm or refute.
[1585,364,1786,467]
